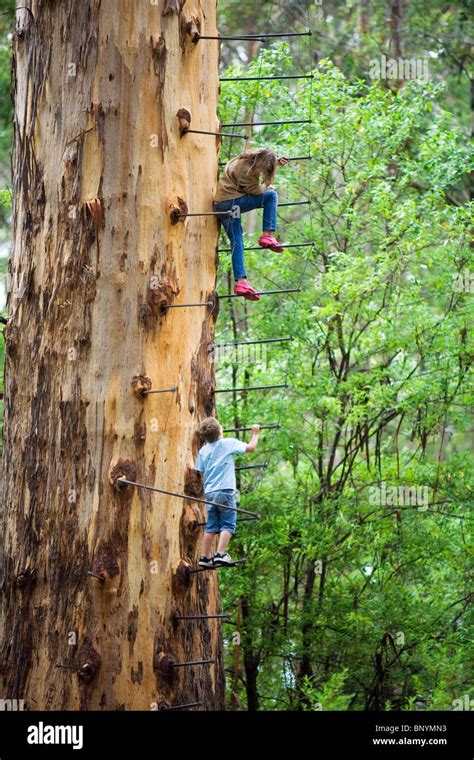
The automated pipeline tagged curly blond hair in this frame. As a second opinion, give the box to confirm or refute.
[199,417,221,443]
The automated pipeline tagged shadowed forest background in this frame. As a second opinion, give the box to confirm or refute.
[0,0,472,711]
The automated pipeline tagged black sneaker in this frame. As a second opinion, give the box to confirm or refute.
[198,555,215,568]
[213,552,233,567]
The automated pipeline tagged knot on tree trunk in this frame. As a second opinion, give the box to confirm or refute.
[184,466,204,498]
[109,459,138,489]
[169,196,188,225]
[131,374,152,398]
[16,566,37,590]
[196,378,216,418]
[142,275,180,321]
[176,107,192,136]
[180,502,203,553]
[181,15,202,46]
[154,651,177,683]
[172,560,193,593]
[75,637,101,684]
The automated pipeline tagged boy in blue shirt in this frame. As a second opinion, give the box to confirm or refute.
[195,417,260,567]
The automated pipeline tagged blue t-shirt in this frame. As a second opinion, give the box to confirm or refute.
[195,437,247,494]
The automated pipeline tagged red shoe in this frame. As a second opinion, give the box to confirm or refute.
[234,280,261,301]
[258,233,284,252]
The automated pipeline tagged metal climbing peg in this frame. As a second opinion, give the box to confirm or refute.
[170,659,216,668]
[173,613,231,621]
[116,478,260,518]
[86,571,105,584]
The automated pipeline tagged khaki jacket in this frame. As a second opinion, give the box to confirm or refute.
[214,157,266,201]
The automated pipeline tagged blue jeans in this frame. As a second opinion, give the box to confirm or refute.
[205,489,237,535]
[213,189,278,280]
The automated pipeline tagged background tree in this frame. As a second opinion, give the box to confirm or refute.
[214,2,472,710]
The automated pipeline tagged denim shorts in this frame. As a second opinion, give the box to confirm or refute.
[205,489,237,534]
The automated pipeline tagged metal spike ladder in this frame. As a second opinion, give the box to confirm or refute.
[114,9,316,712]
[195,31,312,41]
[185,6,316,711]
[116,478,260,518]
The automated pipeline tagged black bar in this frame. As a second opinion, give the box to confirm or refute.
[86,571,105,584]
[218,156,312,166]
[215,383,288,394]
[223,423,281,432]
[194,516,260,526]
[210,336,293,349]
[174,614,231,621]
[220,74,313,82]
[235,463,268,471]
[167,301,214,308]
[178,210,232,217]
[117,478,260,518]
[171,659,216,668]
[55,663,80,671]
[218,242,314,252]
[184,129,248,139]
[142,387,176,395]
[218,288,301,299]
[163,701,203,711]
[190,559,247,572]
[222,119,311,127]
[279,200,311,207]
[196,32,312,41]
[236,517,261,522]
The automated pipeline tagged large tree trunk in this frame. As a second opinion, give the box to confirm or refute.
[0,0,224,710]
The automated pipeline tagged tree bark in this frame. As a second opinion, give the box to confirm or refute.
[358,0,370,36]
[389,0,403,58]
[241,595,259,711]
[1,0,224,711]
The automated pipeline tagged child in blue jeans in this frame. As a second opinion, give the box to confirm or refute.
[195,417,260,567]
[214,148,289,301]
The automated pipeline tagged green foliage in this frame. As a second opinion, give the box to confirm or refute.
[215,36,473,711]
[299,670,355,711]
[0,186,11,208]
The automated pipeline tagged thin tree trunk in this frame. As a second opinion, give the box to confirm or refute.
[359,0,371,35]
[1,0,224,711]
[241,595,259,711]
[389,0,403,58]
[230,599,242,710]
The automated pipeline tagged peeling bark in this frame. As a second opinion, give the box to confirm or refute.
[1,0,224,710]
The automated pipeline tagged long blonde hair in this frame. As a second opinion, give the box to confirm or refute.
[237,147,277,187]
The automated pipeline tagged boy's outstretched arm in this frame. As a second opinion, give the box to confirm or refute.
[245,424,260,453]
